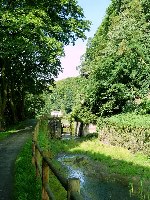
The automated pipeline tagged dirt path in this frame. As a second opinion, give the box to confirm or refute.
[0,119,36,200]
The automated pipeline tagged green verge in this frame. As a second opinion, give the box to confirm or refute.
[0,119,35,141]
[38,119,67,200]
[38,119,150,199]
[0,130,13,141]
[0,125,21,141]
[13,139,41,200]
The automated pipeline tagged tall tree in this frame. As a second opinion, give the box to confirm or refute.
[80,0,150,116]
[0,0,90,128]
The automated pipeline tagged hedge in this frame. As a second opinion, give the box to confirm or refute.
[97,113,150,156]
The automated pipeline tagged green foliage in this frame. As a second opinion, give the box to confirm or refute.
[40,77,86,115]
[38,118,150,199]
[13,139,41,200]
[40,76,98,124]
[80,0,150,116]
[138,99,150,114]
[97,113,150,155]
[71,105,97,124]
[0,0,90,127]
[98,113,150,128]
[25,93,45,118]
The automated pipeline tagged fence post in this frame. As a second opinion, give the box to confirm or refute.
[36,122,39,135]
[42,157,49,200]
[32,123,39,165]
[35,146,40,177]
[67,178,80,200]
[32,141,36,165]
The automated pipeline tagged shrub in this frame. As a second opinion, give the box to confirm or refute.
[138,99,150,114]
[97,113,150,156]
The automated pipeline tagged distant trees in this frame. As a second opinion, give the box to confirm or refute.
[40,77,86,115]
[0,0,90,128]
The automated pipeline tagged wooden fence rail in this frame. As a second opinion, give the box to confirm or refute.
[32,122,83,200]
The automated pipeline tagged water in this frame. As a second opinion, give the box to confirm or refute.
[58,154,140,200]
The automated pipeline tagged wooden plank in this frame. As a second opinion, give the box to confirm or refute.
[42,158,49,200]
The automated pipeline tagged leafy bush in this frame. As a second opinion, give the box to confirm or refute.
[97,113,150,156]
[70,105,97,124]
[138,99,150,114]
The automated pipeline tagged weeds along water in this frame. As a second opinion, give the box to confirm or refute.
[38,119,150,200]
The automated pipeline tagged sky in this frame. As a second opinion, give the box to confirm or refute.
[56,0,111,80]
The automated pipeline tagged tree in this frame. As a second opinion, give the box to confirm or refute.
[80,0,150,116]
[40,77,86,115]
[0,0,90,128]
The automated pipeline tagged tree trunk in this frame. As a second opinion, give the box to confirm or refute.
[78,122,84,137]
[10,95,18,124]
[9,81,18,124]
[16,90,25,121]
[0,60,8,130]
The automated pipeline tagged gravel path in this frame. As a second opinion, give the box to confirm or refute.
[0,120,36,200]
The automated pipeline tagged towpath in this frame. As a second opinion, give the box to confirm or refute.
[0,120,36,200]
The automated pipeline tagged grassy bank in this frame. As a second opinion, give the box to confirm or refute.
[0,126,20,141]
[38,119,150,199]
[38,119,67,200]
[0,119,35,141]
[48,138,150,199]
[44,138,150,179]
[13,139,41,200]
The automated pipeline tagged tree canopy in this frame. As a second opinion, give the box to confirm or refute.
[40,77,86,115]
[0,0,90,128]
[79,0,150,116]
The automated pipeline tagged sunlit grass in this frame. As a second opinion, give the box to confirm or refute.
[38,133,150,180]
[69,139,150,177]
[13,139,41,200]
[0,129,20,140]
[38,119,150,199]
[70,139,149,167]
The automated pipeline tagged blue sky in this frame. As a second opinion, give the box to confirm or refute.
[56,0,111,80]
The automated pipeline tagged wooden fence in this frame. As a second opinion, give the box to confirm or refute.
[32,121,83,200]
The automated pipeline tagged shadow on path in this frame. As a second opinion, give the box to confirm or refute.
[0,119,36,200]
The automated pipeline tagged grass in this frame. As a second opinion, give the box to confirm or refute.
[0,119,34,141]
[38,120,67,200]
[48,138,150,199]
[0,126,19,141]
[0,130,14,141]
[38,119,150,199]
[69,139,150,177]
[44,138,150,179]
[13,139,41,200]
